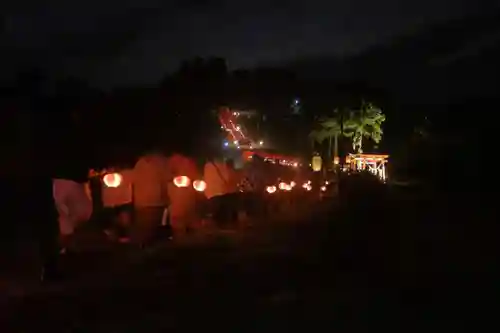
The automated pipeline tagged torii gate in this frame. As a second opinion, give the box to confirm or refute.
[346,153,389,182]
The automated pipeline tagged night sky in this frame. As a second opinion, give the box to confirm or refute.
[1,0,486,89]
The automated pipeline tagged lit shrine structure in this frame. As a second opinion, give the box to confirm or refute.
[346,153,389,182]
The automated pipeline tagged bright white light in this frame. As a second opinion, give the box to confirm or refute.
[237,146,241,149]
[233,140,238,145]
[103,173,122,188]
[236,126,241,131]
[259,140,264,145]
[224,141,229,147]
[266,186,277,194]
[173,176,191,188]
[193,180,207,192]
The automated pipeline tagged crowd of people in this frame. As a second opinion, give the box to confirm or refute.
[33,147,302,283]
[2,103,313,284]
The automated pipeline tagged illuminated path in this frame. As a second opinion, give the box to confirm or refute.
[217,107,300,166]
[218,107,247,145]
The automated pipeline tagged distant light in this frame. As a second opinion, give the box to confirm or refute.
[224,141,229,147]
[266,186,277,194]
[236,126,241,131]
[237,146,241,149]
[259,140,264,145]
[233,140,238,145]
[233,112,237,116]
[294,99,299,105]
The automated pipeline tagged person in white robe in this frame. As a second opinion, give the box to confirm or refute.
[52,178,93,250]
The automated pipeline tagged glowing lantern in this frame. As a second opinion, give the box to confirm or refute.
[312,155,322,172]
[279,182,287,190]
[193,180,207,192]
[173,176,191,188]
[266,186,277,194]
[103,173,123,188]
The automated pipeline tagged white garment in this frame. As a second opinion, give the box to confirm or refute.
[203,161,230,199]
[53,179,93,236]
[133,154,170,208]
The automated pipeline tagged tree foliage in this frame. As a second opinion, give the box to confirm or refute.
[310,102,386,156]
[347,102,386,153]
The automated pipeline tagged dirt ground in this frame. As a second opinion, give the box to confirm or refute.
[1,184,496,332]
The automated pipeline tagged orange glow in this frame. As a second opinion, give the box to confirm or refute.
[266,186,277,194]
[284,184,292,191]
[320,186,327,191]
[193,179,207,192]
[103,173,122,188]
[279,182,287,190]
[173,176,191,188]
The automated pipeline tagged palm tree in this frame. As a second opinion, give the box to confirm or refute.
[309,109,356,168]
[317,117,341,164]
[308,128,329,150]
[349,102,386,153]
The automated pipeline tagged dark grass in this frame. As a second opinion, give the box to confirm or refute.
[1,178,497,332]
